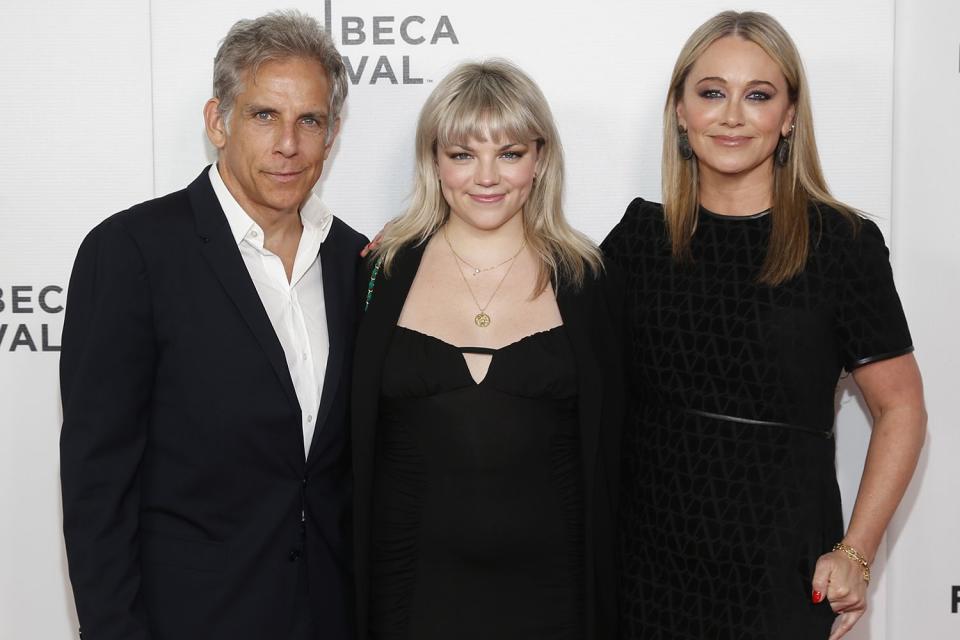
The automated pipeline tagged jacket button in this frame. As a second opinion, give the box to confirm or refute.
[289,549,301,562]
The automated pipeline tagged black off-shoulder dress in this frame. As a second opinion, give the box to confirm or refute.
[370,326,584,640]
[601,200,913,640]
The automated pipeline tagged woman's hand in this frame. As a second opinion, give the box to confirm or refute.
[812,548,868,640]
[360,226,388,257]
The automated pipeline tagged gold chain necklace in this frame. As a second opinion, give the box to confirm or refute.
[446,239,525,276]
[442,228,525,328]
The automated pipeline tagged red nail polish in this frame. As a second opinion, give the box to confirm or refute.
[812,590,823,603]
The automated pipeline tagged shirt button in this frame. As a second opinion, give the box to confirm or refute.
[307,415,314,423]
[302,352,308,361]
[250,229,259,237]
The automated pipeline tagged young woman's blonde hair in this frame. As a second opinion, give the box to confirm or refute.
[375,58,601,294]
[662,10,859,285]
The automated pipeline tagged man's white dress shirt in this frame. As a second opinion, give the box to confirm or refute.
[209,164,332,456]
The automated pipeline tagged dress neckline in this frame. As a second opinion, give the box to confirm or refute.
[700,205,771,221]
[394,325,566,386]
[395,325,565,354]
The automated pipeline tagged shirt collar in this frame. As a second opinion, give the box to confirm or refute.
[208,163,334,247]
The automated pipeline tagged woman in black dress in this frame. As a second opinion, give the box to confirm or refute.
[352,60,624,640]
[602,11,926,640]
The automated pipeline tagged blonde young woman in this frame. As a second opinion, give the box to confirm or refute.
[352,60,624,640]
[601,11,926,640]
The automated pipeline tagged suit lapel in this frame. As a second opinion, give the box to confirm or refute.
[188,170,300,413]
[305,223,349,462]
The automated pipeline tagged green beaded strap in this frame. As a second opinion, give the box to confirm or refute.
[364,256,384,312]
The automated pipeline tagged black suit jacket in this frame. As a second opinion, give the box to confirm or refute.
[350,242,625,639]
[60,168,367,640]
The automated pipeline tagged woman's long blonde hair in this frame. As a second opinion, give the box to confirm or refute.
[375,59,601,294]
[662,11,859,285]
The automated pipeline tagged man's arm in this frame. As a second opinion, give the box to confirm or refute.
[60,216,156,639]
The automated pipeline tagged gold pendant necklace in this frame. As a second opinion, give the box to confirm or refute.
[443,228,524,328]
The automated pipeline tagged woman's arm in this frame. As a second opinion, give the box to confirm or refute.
[812,352,927,640]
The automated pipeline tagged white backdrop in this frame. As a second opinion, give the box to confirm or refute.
[0,0,955,637]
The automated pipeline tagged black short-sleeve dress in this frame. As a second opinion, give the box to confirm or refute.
[601,199,912,640]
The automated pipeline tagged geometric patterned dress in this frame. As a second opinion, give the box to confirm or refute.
[601,199,913,639]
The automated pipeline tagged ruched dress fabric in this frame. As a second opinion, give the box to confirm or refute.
[370,325,584,640]
[601,199,913,640]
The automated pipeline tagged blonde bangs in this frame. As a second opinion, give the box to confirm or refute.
[433,79,542,149]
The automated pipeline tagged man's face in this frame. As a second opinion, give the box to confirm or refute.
[204,56,339,220]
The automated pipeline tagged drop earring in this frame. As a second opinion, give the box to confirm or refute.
[775,123,796,167]
[678,128,694,160]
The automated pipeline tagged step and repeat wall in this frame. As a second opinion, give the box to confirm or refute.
[0,0,955,637]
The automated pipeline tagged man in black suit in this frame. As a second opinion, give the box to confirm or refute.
[59,11,366,640]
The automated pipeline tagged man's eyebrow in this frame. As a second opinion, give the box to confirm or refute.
[240,105,329,121]
[242,104,276,115]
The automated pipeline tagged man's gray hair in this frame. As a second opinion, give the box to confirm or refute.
[213,10,347,138]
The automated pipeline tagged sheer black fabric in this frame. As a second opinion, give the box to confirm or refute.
[370,326,584,640]
[602,199,912,639]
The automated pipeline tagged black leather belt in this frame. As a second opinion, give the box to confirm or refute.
[668,405,834,439]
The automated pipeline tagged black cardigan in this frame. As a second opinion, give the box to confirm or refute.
[351,241,625,639]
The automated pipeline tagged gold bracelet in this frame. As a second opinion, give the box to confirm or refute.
[833,542,871,584]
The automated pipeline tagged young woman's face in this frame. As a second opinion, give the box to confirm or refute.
[436,135,539,231]
[677,36,796,185]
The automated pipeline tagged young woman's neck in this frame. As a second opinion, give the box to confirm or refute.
[442,212,527,262]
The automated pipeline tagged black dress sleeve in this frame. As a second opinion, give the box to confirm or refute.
[601,197,652,268]
[835,217,913,371]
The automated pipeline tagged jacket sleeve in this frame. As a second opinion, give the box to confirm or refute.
[59,217,156,640]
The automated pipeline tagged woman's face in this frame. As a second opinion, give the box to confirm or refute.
[436,135,539,232]
[677,36,796,184]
